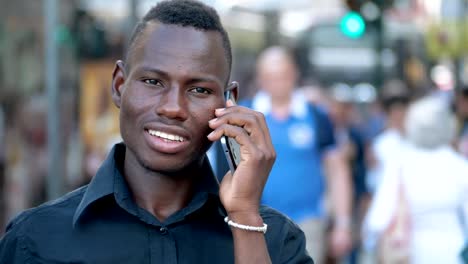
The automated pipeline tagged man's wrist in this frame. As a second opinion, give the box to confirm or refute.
[227,211,263,227]
[333,216,351,229]
[224,216,267,234]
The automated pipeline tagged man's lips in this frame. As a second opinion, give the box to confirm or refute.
[146,129,186,142]
[143,128,190,154]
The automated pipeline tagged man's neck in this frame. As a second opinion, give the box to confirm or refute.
[386,119,404,134]
[123,151,199,222]
[270,95,291,120]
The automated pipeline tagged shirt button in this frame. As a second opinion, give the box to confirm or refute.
[159,227,168,235]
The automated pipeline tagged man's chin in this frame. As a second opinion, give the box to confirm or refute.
[132,143,209,175]
[141,157,199,175]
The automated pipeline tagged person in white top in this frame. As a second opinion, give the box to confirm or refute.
[364,95,468,264]
[367,79,411,192]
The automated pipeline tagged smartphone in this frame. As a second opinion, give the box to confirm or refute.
[220,87,241,172]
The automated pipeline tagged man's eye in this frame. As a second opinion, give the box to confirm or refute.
[143,79,162,86]
[190,87,211,94]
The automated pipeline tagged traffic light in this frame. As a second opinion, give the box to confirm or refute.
[340,0,389,39]
[340,12,366,39]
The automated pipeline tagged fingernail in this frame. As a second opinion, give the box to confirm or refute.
[209,118,217,124]
[215,108,225,114]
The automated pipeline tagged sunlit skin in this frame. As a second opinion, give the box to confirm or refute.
[455,93,468,119]
[256,57,297,100]
[329,100,354,128]
[111,22,275,263]
[111,22,231,219]
[387,104,408,132]
[255,51,298,120]
[114,23,229,173]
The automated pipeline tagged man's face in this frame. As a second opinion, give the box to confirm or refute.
[455,92,468,118]
[329,100,353,125]
[112,22,230,172]
[256,55,297,99]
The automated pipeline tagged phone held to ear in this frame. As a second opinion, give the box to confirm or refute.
[220,86,241,172]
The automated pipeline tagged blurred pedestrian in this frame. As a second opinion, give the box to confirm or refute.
[4,95,49,222]
[241,46,353,264]
[367,79,411,192]
[326,84,370,264]
[453,84,468,158]
[0,105,5,231]
[364,95,468,263]
[0,1,312,263]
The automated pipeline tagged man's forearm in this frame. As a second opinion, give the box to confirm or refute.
[324,150,353,225]
[228,212,272,264]
[324,150,354,257]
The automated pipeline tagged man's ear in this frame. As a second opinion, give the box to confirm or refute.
[228,81,239,102]
[111,60,126,109]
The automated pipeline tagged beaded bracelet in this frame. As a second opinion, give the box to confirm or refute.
[224,216,268,234]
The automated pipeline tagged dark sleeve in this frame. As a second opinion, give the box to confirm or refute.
[0,222,27,264]
[312,105,336,154]
[349,128,369,196]
[261,207,314,264]
[280,220,314,264]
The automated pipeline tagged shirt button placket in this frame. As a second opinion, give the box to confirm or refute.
[159,227,168,235]
[151,226,177,264]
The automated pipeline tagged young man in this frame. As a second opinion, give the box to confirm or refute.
[0,1,312,263]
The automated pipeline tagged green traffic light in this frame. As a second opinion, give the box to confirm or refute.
[340,12,366,39]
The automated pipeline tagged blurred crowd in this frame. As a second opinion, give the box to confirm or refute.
[225,46,468,264]
[218,45,467,264]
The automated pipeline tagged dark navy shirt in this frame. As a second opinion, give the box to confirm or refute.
[0,143,313,264]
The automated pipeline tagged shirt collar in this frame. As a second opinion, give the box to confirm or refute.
[251,90,308,119]
[73,144,119,226]
[73,143,222,226]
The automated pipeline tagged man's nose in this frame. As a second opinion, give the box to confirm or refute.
[156,86,188,121]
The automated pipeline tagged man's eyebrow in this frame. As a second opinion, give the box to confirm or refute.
[134,66,169,79]
[135,66,223,86]
[187,77,220,85]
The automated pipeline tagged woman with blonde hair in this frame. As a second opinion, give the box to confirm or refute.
[363,95,468,263]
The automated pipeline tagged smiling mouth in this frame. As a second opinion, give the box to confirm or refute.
[146,129,186,142]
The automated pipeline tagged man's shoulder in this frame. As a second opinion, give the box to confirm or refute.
[259,205,290,220]
[259,205,302,233]
[373,130,403,153]
[6,185,88,233]
[259,206,313,263]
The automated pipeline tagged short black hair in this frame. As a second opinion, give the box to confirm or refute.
[125,0,232,72]
[458,84,468,97]
[379,79,411,112]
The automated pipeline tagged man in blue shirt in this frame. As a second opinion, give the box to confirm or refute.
[243,46,353,264]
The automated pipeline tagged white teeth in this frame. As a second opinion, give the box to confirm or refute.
[147,129,185,142]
